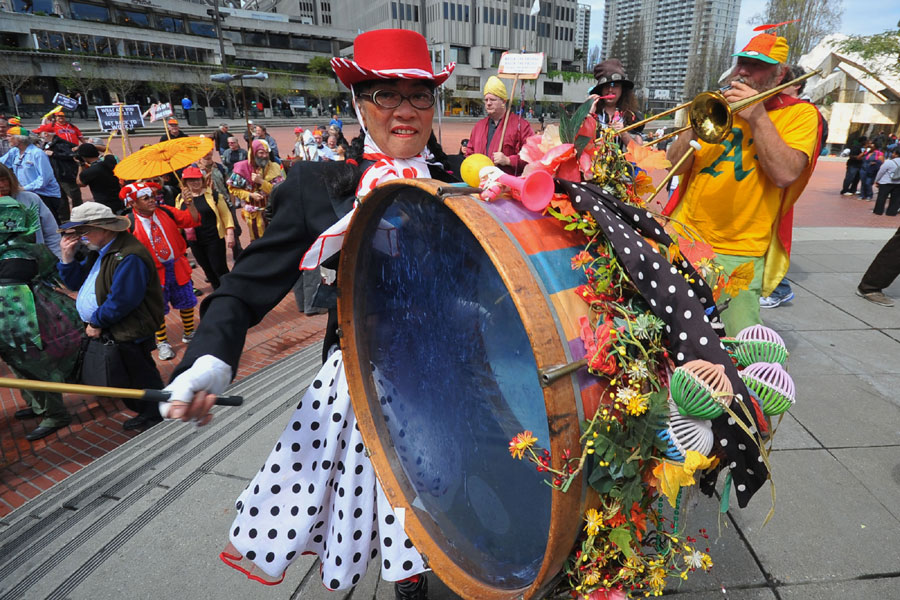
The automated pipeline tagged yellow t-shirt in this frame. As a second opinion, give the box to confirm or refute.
[677,102,819,256]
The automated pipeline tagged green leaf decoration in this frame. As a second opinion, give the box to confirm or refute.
[609,526,635,558]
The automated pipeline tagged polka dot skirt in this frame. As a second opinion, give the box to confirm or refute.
[563,180,768,507]
[225,351,425,589]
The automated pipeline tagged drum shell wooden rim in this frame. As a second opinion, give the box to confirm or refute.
[338,179,585,600]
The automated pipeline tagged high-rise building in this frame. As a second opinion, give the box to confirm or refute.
[575,3,591,72]
[323,0,589,113]
[600,0,740,110]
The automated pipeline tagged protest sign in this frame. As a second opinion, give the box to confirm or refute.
[52,93,79,111]
[95,105,144,131]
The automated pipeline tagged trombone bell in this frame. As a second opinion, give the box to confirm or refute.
[688,91,733,144]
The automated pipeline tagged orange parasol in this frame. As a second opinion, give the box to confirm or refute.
[113,136,214,181]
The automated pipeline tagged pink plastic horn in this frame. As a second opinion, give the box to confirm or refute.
[497,170,555,212]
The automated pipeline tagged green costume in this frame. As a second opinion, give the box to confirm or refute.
[0,196,82,428]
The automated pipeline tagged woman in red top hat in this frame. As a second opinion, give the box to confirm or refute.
[164,29,457,599]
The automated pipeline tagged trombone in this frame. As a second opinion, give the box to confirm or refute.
[618,69,820,199]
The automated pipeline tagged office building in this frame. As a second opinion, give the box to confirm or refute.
[600,0,740,110]
[0,0,353,118]
[324,0,590,114]
[575,3,590,72]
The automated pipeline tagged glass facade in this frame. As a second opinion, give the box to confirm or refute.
[69,2,110,23]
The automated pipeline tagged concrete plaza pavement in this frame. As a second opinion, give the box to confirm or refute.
[1,226,899,598]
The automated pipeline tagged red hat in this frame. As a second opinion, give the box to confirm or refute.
[182,166,204,180]
[33,123,55,134]
[331,29,455,89]
[119,181,161,204]
[294,126,304,134]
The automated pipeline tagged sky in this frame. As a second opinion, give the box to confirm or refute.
[587,0,900,57]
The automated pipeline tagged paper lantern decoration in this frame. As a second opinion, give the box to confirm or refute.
[669,359,734,419]
[740,361,795,416]
[734,324,788,367]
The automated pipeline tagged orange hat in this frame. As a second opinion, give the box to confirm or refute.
[734,26,790,65]
[167,118,179,125]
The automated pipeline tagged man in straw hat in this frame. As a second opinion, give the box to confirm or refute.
[56,202,167,431]
[663,27,823,335]
[464,75,533,175]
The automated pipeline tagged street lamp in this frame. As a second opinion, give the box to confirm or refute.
[206,4,233,119]
[210,71,268,139]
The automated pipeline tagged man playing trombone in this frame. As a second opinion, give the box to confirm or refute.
[664,29,823,335]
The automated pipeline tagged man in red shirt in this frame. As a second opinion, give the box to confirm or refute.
[464,76,533,175]
[50,111,86,146]
[121,181,201,361]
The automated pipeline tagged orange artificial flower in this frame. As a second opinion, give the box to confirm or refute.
[632,170,656,197]
[571,250,593,270]
[508,430,538,459]
[624,140,671,171]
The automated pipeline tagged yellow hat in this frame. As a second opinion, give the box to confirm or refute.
[483,76,508,101]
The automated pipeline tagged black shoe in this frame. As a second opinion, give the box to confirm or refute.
[395,575,428,600]
[25,424,65,441]
[123,414,163,431]
[14,407,37,420]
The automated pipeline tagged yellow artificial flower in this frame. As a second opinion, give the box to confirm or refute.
[508,430,538,459]
[584,508,604,536]
[647,566,667,593]
[618,386,650,416]
[583,570,601,586]
[651,451,714,508]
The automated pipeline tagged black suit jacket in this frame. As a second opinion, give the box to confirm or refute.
[174,159,458,380]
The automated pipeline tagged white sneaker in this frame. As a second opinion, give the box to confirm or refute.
[759,291,794,309]
[182,331,195,343]
[157,341,175,360]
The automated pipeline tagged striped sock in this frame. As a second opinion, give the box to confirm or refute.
[155,324,167,345]
[180,308,195,337]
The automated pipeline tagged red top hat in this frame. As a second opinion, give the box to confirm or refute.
[331,29,455,89]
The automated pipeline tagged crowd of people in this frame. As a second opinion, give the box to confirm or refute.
[0,22,898,600]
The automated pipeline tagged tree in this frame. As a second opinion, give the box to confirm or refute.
[831,26,900,77]
[258,74,292,109]
[748,0,843,62]
[308,75,337,113]
[148,80,181,107]
[0,72,31,116]
[190,70,226,108]
[105,72,138,104]
[307,56,333,76]
[57,60,101,109]
[611,17,648,107]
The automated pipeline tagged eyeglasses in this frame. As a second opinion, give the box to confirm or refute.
[357,89,435,110]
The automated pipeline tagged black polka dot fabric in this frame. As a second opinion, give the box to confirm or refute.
[228,351,425,588]
[562,180,768,507]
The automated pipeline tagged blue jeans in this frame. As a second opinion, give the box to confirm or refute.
[772,279,792,299]
[842,165,861,194]
[861,173,876,199]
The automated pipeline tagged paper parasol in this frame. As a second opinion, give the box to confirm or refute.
[113,136,214,181]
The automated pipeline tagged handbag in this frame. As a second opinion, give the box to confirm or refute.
[80,335,130,388]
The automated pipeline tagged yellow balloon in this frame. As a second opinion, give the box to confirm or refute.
[460,153,494,187]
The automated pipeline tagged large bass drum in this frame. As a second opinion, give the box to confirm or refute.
[338,179,606,600]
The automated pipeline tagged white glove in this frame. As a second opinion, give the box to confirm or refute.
[159,354,232,418]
